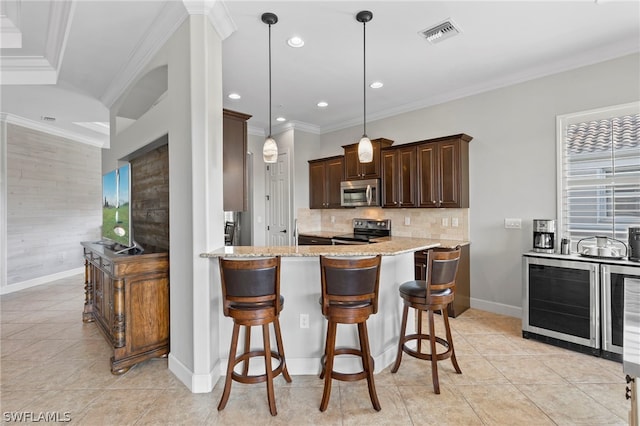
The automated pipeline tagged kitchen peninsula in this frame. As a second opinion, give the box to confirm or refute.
[201,237,466,376]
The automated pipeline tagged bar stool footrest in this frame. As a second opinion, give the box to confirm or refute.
[401,333,453,362]
[320,347,375,382]
[230,350,286,384]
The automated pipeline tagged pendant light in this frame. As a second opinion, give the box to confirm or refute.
[356,10,373,163]
[262,12,278,163]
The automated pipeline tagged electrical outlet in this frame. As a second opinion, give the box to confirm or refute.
[442,217,449,227]
[330,216,336,224]
[299,314,309,329]
[404,216,411,226]
[504,218,522,229]
[451,217,459,227]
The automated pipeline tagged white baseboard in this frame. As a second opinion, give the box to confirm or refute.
[168,353,221,393]
[470,297,522,318]
[0,267,84,295]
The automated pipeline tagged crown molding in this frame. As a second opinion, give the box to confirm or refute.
[0,1,74,84]
[0,113,106,148]
[0,57,57,84]
[275,120,321,135]
[45,0,75,74]
[248,120,321,138]
[101,1,188,108]
[247,125,264,137]
[206,1,236,40]
[182,0,216,15]
[1,15,22,48]
[180,1,235,39]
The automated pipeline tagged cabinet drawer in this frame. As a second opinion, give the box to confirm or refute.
[100,258,113,274]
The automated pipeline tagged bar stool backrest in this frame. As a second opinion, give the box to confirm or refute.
[319,255,382,315]
[219,257,281,316]
[425,247,461,302]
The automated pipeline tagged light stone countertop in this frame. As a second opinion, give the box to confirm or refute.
[200,236,469,258]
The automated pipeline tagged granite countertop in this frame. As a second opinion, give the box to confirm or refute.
[523,250,640,267]
[200,236,466,258]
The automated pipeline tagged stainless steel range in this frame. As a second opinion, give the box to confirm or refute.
[331,218,391,245]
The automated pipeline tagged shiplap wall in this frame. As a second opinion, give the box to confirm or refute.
[6,124,101,285]
[130,143,169,251]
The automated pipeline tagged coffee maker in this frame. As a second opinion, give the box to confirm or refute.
[533,219,556,253]
[630,227,640,262]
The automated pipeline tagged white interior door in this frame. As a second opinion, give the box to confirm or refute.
[265,151,290,246]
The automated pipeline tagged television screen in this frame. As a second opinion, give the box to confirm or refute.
[102,164,131,248]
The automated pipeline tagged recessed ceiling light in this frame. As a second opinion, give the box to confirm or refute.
[287,36,304,48]
[370,81,383,89]
[276,117,286,122]
[317,101,328,108]
[228,93,241,100]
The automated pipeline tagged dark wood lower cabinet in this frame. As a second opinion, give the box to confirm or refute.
[82,242,170,374]
[298,235,333,245]
[414,244,470,317]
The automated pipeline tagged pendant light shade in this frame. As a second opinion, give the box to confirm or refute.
[356,10,373,163]
[262,12,278,163]
[358,135,373,163]
[263,136,278,163]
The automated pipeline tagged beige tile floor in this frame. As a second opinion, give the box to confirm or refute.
[0,274,629,425]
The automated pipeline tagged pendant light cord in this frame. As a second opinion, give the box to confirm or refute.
[362,19,367,137]
[268,22,272,138]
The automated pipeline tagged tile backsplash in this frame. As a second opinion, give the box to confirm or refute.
[296,208,469,241]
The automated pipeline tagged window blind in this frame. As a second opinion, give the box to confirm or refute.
[560,110,640,244]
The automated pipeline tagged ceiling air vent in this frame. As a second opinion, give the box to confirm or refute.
[419,19,461,44]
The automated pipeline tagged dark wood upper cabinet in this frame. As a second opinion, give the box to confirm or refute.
[309,155,344,209]
[223,109,251,212]
[308,133,471,210]
[381,145,417,208]
[417,135,471,208]
[382,133,472,209]
[416,143,438,208]
[343,138,393,180]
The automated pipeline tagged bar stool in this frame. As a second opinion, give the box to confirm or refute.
[318,255,382,412]
[391,247,462,394]
[217,256,291,416]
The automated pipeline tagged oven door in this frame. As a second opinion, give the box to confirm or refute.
[523,256,600,350]
[601,264,640,357]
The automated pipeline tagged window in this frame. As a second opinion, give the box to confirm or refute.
[557,102,640,246]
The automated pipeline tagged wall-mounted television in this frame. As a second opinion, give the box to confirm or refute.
[102,164,131,250]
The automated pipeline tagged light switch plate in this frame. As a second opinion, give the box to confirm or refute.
[404,216,411,226]
[442,217,449,227]
[505,218,522,229]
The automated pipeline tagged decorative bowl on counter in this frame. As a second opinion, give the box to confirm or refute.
[577,236,628,259]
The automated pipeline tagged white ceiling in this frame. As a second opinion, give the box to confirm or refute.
[1,0,639,147]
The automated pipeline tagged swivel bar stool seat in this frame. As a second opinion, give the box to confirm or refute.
[318,255,382,412]
[391,247,462,394]
[218,256,291,416]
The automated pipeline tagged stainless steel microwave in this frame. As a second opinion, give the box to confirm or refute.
[340,179,380,207]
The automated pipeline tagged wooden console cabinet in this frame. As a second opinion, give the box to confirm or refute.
[82,242,169,374]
